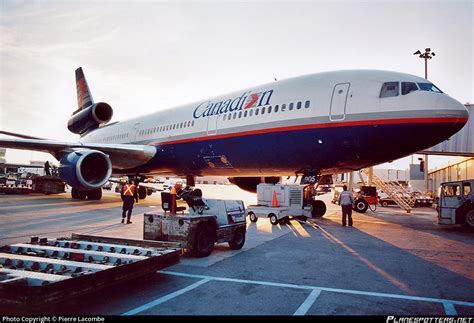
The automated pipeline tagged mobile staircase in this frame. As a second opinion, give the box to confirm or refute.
[360,169,415,213]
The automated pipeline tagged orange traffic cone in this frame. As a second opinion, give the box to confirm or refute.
[272,190,279,207]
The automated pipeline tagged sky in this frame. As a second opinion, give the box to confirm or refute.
[0,0,473,171]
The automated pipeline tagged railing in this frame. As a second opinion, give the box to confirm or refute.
[360,169,415,213]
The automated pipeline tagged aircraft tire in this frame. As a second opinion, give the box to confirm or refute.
[138,186,147,200]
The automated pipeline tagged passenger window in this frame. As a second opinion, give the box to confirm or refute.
[238,111,242,118]
[289,103,294,111]
[380,82,399,98]
[297,101,302,109]
[223,114,227,121]
[192,120,195,126]
[233,112,237,119]
[443,184,461,197]
[261,107,266,114]
[255,108,259,116]
[249,109,253,117]
[268,106,272,113]
[274,105,279,112]
[281,104,286,111]
[401,82,418,95]
[463,182,471,197]
[244,110,248,117]
[305,100,310,108]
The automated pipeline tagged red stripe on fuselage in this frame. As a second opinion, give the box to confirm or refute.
[150,117,467,147]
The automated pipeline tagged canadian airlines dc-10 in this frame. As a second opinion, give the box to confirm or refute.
[0,68,468,216]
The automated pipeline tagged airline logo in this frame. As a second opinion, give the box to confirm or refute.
[193,89,274,119]
[76,77,92,110]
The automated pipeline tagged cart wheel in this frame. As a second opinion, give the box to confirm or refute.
[191,224,215,257]
[269,213,278,225]
[354,198,369,213]
[228,227,246,250]
[381,201,388,207]
[248,212,258,223]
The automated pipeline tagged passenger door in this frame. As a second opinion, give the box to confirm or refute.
[207,114,220,136]
[330,83,350,121]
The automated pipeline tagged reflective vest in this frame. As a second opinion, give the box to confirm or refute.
[123,184,136,196]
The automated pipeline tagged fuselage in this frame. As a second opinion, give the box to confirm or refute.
[81,70,469,177]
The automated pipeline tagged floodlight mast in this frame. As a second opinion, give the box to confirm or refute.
[413,48,436,79]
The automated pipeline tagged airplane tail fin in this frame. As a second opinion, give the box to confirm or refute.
[75,67,94,113]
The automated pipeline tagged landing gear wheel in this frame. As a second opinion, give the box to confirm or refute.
[228,228,246,250]
[461,209,474,231]
[192,224,215,257]
[76,190,87,200]
[86,188,102,200]
[138,186,147,200]
[71,188,79,199]
[248,212,258,223]
[269,213,279,225]
[354,198,369,213]
[307,200,327,218]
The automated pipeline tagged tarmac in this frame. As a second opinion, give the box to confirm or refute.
[1,184,473,315]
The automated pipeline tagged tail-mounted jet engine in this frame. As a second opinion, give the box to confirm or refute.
[67,102,113,134]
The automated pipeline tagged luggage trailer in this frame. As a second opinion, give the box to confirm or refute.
[0,234,181,310]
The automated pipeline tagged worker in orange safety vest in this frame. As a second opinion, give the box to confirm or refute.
[121,178,138,224]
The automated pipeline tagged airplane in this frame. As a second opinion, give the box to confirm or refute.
[0,68,469,216]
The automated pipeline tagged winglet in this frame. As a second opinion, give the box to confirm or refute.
[75,67,94,112]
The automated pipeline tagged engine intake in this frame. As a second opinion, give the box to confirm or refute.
[67,102,113,134]
[59,150,112,190]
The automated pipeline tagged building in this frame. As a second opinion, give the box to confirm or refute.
[428,157,474,190]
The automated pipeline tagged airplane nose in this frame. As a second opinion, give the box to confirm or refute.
[435,95,469,120]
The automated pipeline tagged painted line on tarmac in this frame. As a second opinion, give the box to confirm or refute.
[443,302,457,316]
[159,271,474,310]
[121,278,211,315]
[293,288,322,316]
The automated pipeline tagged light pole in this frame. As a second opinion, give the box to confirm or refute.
[413,48,435,79]
[413,48,435,193]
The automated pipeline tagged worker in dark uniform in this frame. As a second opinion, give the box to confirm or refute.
[44,161,51,176]
[121,178,138,224]
[338,185,355,227]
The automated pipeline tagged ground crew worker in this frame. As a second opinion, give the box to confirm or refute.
[338,185,355,227]
[121,178,138,224]
[44,161,51,176]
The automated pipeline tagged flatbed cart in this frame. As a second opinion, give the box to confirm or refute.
[0,234,181,310]
[246,205,311,225]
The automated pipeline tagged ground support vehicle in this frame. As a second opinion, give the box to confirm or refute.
[332,185,377,213]
[437,179,474,230]
[247,184,312,224]
[31,175,65,195]
[144,198,246,257]
[0,234,180,310]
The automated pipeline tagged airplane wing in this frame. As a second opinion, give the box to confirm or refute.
[0,138,157,169]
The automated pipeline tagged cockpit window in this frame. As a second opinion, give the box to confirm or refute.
[417,82,443,93]
[380,82,399,98]
[401,82,418,95]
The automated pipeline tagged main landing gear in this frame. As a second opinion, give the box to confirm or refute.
[71,187,102,200]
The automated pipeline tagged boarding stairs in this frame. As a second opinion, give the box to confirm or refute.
[359,169,415,213]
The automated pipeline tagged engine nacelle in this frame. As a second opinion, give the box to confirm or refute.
[228,176,281,193]
[59,150,112,190]
[67,102,113,134]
